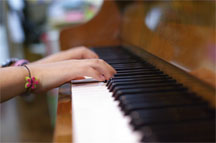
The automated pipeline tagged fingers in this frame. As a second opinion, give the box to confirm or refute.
[81,47,99,59]
[86,67,105,81]
[83,51,99,59]
[87,51,99,59]
[88,59,116,80]
[63,59,116,81]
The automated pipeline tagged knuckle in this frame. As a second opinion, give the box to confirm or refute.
[79,47,86,52]
[99,59,105,64]
[82,47,88,51]
[94,59,101,64]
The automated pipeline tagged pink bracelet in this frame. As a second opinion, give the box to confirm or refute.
[14,59,29,66]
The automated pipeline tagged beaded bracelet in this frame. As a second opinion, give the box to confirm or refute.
[23,65,39,92]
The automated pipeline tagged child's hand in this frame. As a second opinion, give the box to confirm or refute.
[29,59,116,92]
[34,46,99,64]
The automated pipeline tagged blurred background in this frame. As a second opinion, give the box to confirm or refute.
[0,0,102,142]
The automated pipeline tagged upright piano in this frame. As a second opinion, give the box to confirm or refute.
[54,1,216,142]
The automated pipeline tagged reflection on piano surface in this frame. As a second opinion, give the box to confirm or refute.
[55,1,216,142]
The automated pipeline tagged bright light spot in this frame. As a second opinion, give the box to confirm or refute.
[145,7,162,31]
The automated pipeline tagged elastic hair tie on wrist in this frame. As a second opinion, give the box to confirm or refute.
[23,65,39,91]
[14,59,29,66]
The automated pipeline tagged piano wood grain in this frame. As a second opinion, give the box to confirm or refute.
[60,0,121,50]
[54,83,72,142]
[120,1,216,88]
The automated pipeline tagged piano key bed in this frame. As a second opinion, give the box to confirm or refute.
[72,47,215,142]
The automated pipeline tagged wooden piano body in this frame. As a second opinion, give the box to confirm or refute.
[54,1,215,142]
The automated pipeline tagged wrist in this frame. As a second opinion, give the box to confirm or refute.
[26,64,42,92]
[20,65,39,95]
[14,59,29,66]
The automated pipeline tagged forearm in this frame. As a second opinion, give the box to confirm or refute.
[33,49,81,64]
[0,66,28,102]
[32,47,98,64]
[32,52,69,64]
[0,59,116,103]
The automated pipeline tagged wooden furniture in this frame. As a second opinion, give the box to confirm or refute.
[54,0,215,142]
[59,0,121,50]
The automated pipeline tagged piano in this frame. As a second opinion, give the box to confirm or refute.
[54,1,216,142]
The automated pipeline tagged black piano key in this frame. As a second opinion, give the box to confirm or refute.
[119,92,199,105]
[111,73,168,80]
[108,77,174,89]
[112,83,182,92]
[95,50,131,55]
[119,92,183,100]
[111,62,148,66]
[109,77,169,85]
[119,92,200,104]
[93,47,131,54]
[109,75,170,82]
[114,65,156,71]
[111,63,153,69]
[121,95,207,115]
[100,55,133,60]
[113,86,188,99]
[118,92,204,110]
[102,56,135,61]
[109,79,176,91]
[114,71,164,77]
[129,106,213,129]
[105,59,140,64]
[106,74,171,86]
[114,69,163,77]
[140,120,215,142]
[112,65,153,70]
[100,55,136,58]
[115,68,159,73]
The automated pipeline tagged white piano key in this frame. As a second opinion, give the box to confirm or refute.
[72,81,141,143]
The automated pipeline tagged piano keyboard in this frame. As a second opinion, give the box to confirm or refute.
[72,47,215,142]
